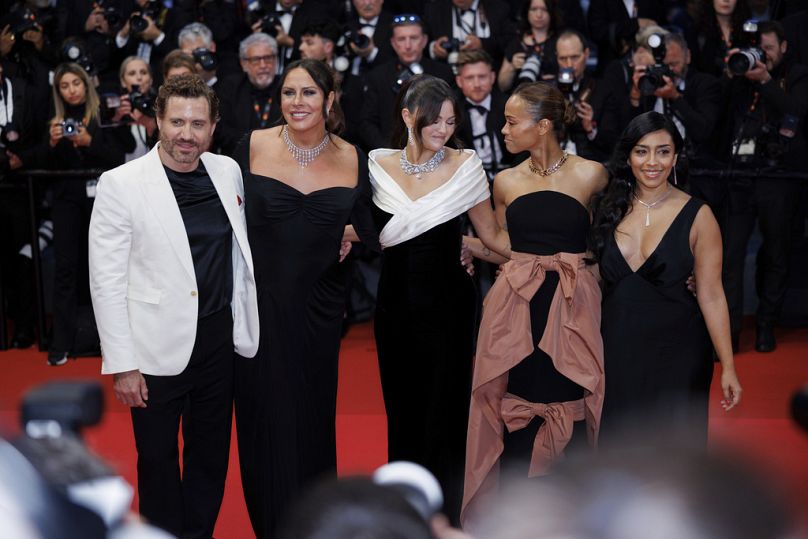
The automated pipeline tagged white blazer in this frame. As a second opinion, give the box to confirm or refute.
[89,144,260,376]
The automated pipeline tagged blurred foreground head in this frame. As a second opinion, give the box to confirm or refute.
[477,445,803,539]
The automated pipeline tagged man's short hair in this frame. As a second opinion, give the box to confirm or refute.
[391,13,426,34]
[556,29,589,51]
[178,22,213,48]
[758,20,786,43]
[155,74,220,122]
[239,32,278,59]
[162,50,197,79]
[301,20,342,44]
[456,49,494,71]
[664,32,689,53]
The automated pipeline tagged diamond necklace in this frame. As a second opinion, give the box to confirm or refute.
[633,184,673,227]
[399,147,446,179]
[283,124,330,168]
[528,150,568,176]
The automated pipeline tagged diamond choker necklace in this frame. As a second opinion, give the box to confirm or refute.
[400,147,446,179]
[283,125,330,168]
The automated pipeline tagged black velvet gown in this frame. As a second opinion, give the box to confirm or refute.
[599,197,714,447]
[372,209,477,524]
[233,136,379,538]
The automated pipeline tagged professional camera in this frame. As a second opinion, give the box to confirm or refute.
[556,67,576,95]
[392,62,424,93]
[245,0,283,37]
[518,46,545,83]
[129,84,157,117]
[728,20,765,75]
[346,28,370,49]
[129,0,160,36]
[638,33,675,96]
[61,118,81,138]
[93,0,123,28]
[11,7,40,36]
[192,47,218,71]
[62,39,96,76]
[440,37,462,53]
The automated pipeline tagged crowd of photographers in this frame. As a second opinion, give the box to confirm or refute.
[1,0,807,360]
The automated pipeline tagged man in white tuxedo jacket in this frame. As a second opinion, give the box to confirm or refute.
[89,75,259,538]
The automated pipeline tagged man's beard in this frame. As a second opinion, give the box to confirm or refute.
[161,136,205,164]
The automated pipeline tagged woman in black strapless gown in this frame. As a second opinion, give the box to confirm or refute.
[462,83,607,529]
[367,76,511,524]
[590,112,741,448]
[233,60,379,539]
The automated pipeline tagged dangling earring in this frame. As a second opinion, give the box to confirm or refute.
[673,166,678,185]
[408,126,414,146]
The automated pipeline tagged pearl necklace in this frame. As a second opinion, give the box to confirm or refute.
[633,184,673,227]
[528,150,569,176]
[399,147,446,179]
[283,125,330,168]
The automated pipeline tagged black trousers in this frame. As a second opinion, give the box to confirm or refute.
[50,184,94,353]
[131,307,234,539]
[722,177,804,334]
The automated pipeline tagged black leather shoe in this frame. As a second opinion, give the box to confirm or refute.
[755,324,776,353]
[47,351,69,366]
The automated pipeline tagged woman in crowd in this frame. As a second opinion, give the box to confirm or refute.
[498,0,560,92]
[690,0,753,77]
[462,82,607,529]
[232,58,379,538]
[161,50,198,80]
[118,56,158,162]
[46,62,132,366]
[590,111,742,445]
[366,75,510,523]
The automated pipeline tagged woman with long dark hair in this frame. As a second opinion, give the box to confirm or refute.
[462,82,607,529]
[232,58,379,538]
[590,111,741,446]
[366,74,510,523]
[690,0,753,77]
[46,62,132,365]
[497,0,561,92]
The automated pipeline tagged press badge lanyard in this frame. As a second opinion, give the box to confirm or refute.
[254,97,273,128]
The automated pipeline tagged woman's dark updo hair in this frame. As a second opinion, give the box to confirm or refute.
[390,74,463,149]
[277,58,345,135]
[511,81,576,140]
[588,111,685,263]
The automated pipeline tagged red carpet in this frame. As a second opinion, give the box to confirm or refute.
[1,322,807,536]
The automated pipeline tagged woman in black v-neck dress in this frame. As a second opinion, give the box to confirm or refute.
[233,60,379,539]
[590,112,742,448]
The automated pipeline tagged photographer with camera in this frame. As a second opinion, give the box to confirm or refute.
[65,0,126,85]
[497,0,559,93]
[114,0,178,86]
[45,62,133,366]
[246,0,318,73]
[425,0,511,70]
[721,20,808,353]
[359,14,453,150]
[178,21,238,87]
[343,0,396,77]
[627,32,723,172]
[551,29,616,161]
[114,56,158,161]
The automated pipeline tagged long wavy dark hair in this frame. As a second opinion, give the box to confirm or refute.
[390,74,463,150]
[277,58,345,135]
[696,0,752,44]
[588,112,685,263]
[517,0,562,36]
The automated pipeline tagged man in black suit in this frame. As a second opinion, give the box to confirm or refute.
[345,0,396,76]
[360,14,454,150]
[425,0,512,68]
[628,32,722,169]
[454,50,512,181]
[215,32,280,157]
[257,0,319,73]
[113,0,180,86]
[587,0,663,74]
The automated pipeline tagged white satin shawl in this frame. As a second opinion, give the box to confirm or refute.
[369,148,490,248]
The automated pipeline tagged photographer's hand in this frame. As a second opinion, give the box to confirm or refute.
[432,36,449,59]
[22,26,44,51]
[85,7,105,33]
[349,36,376,58]
[72,125,93,148]
[461,34,482,51]
[5,150,23,170]
[113,370,149,408]
[745,60,771,84]
[654,75,681,100]
[511,51,526,70]
[275,25,294,48]
[49,121,64,147]
[112,95,133,123]
[141,15,162,42]
[1,25,14,57]
[575,100,595,133]
[132,109,157,136]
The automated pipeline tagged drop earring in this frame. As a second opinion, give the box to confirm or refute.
[673,166,678,185]
[408,127,414,146]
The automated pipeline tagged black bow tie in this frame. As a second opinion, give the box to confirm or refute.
[358,19,376,28]
[461,8,476,16]
[467,103,488,114]
[276,8,293,15]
